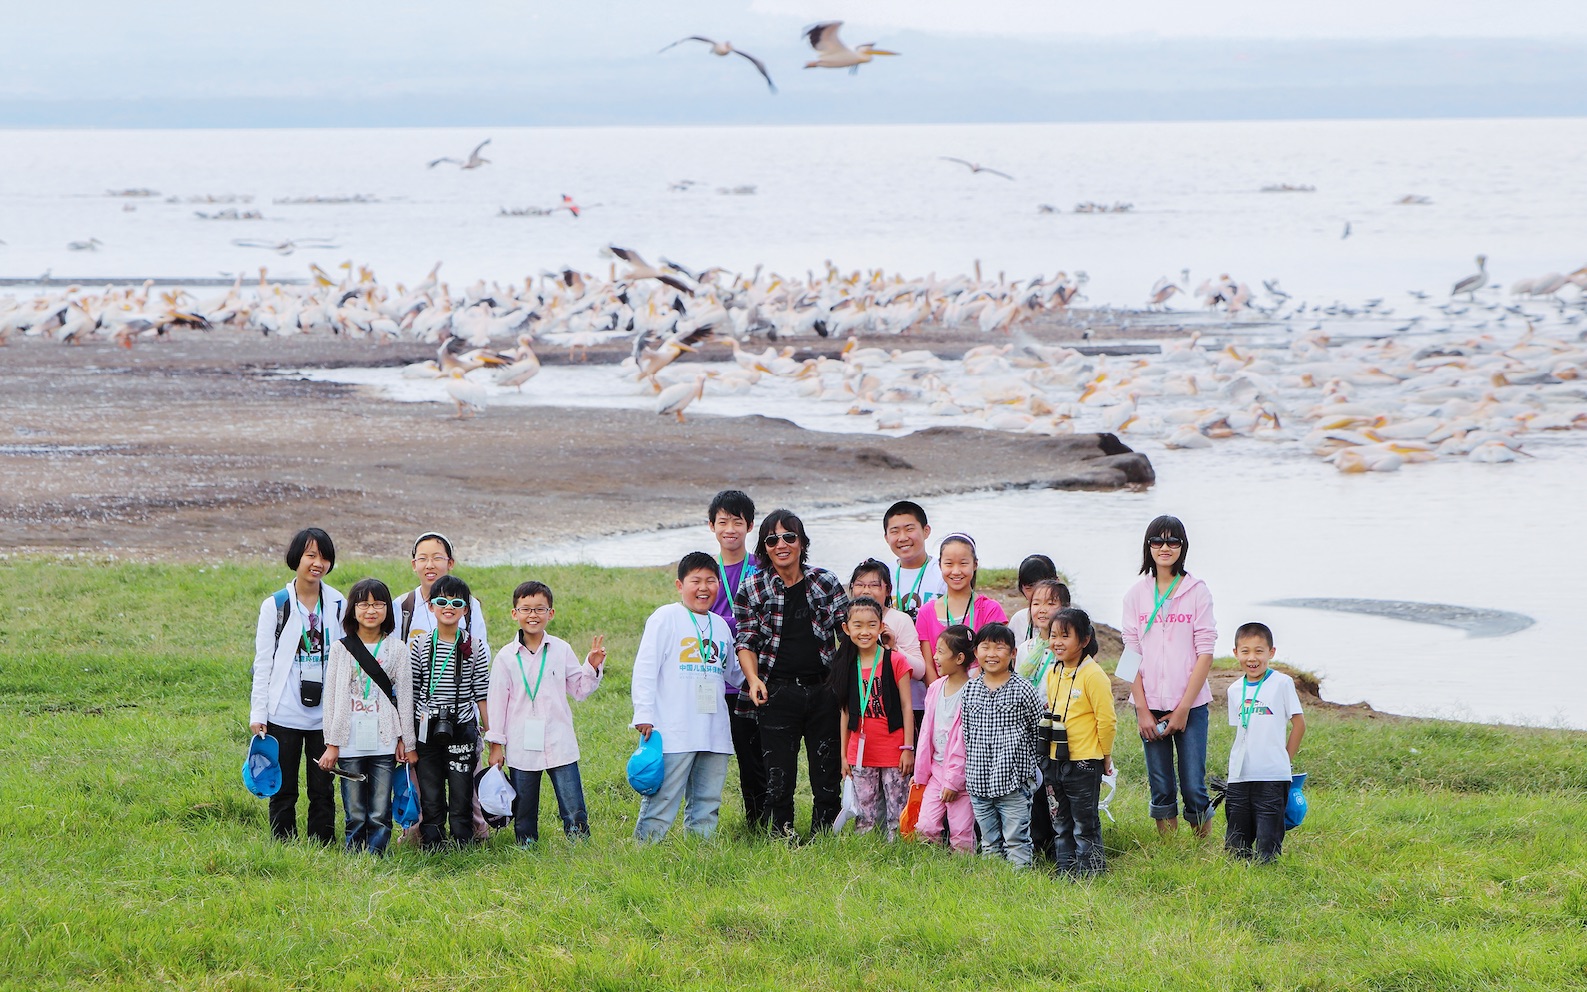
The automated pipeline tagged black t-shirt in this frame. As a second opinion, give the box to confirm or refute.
[774,579,824,678]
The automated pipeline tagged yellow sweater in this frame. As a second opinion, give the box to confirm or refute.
[1039,660,1116,761]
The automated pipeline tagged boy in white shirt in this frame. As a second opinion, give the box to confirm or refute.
[883,501,947,619]
[1225,622,1306,863]
[631,552,741,841]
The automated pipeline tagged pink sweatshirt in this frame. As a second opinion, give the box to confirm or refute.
[484,634,603,772]
[1120,573,1216,711]
[913,676,967,794]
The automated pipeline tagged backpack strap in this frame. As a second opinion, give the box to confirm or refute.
[341,634,398,705]
[272,588,292,649]
[400,591,417,642]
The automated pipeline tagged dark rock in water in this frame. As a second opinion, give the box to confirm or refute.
[1265,598,1533,638]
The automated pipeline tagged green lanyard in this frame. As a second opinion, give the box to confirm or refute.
[1031,649,1056,689]
[687,609,717,667]
[717,557,746,603]
[894,560,929,613]
[856,646,884,717]
[1239,670,1273,730]
[945,593,974,629]
[428,630,460,696]
[1144,575,1183,636]
[515,640,548,703]
[360,637,385,700]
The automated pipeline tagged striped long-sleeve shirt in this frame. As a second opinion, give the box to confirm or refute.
[411,629,491,719]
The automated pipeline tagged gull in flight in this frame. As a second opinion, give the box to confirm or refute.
[428,139,492,170]
[940,157,1014,180]
[660,36,777,92]
[608,246,695,295]
[232,237,340,256]
[803,21,899,72]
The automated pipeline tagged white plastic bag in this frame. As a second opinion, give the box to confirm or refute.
[833,776,860,832]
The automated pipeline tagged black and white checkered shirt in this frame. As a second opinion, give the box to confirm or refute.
[960,672,1042,798]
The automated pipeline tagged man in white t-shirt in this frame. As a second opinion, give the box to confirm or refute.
[883,501,947,619]
[1225,622,1306,863]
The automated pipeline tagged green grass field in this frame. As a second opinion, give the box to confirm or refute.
[2,558,1585,991]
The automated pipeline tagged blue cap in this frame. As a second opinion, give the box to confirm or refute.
[1285,772,1308,830]
[242,734,282,798]
[392,764,420,829]
[626,731,665,796]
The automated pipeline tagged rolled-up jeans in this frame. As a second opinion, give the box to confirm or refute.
[1142,703,1210,824]
[339,755,395,854]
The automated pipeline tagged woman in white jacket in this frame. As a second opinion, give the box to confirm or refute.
[248,528,346,844]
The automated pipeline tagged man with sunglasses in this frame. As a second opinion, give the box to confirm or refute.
[734,509,850,838]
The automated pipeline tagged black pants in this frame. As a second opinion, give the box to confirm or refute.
[1225,780,1287,862]
[1029,776,1057,862]
[729,694,769,830]
[415,729,479,850]
[1047,758,1105,877]
[758,679,841,835]
[266,722,335,844]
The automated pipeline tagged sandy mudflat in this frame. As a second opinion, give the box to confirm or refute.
[0,329,1154,563]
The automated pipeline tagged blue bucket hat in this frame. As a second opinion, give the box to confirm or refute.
[392,764,420,829]
[1285,772,1308,830]
[242,734,282,798]
[626,731,665,796]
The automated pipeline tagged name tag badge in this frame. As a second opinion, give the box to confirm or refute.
[695,681,719,714]
[1114,648,1142,683]
[518,717,547,752]
[351,712,380,751]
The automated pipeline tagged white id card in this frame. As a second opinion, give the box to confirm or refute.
[695,681,719,714]
[350,712,380,751]
[517,717,546,752]
[1114,648,1143,683]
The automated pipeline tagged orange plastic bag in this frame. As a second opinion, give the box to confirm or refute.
[898,781,927,838]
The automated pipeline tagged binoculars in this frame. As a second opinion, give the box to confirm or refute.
[1038,711,1069,762]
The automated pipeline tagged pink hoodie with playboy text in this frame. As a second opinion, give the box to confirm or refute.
[1120,573,1217,711]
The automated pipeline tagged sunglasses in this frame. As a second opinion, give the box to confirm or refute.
[764,532,801,547]
[429,597,468,609]
[1148,536,1184,548]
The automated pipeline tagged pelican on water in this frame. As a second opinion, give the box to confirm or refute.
[803,21,898,71]
[1451,255,1487,300]
[940,158,1014,180]
[660,36,777,92]
[428,139,491,170]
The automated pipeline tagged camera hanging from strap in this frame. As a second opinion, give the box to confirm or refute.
[340,634,398,705]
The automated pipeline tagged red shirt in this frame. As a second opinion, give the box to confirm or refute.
[845,649,912,767]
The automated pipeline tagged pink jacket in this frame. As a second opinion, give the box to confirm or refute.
[1121,573,1216,710]
[913,676,967,793]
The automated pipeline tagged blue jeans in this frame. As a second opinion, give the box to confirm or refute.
[509,763,590,844]
[635,751,730,842]
[970,787,1034,867]
[1142,702,1210,824]
[339,755,395,854]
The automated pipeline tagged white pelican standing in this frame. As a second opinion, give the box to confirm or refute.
[939,157,1014,180]
[444,369,488,419]
[1451,254,1487,300]
[659,36,777,92]
[803,21,899,72]
[657,373,707,423]
[428,139,492,170]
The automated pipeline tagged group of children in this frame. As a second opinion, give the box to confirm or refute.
[249,500,1306,869]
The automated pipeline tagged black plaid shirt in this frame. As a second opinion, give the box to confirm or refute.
[961,673,1042,798]
[733,566,850,674]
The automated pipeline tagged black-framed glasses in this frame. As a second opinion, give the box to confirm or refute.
[765,532,801,547]
[430,597,468,609]
[1148,536,1184,548]
[513,605,551,616]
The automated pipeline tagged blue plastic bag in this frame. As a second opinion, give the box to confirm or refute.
[392,763,421,829]
[1284,772,1308,830]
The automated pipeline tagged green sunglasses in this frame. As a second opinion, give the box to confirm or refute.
[429,597,468,609]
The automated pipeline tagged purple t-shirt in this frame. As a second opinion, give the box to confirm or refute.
[712,555,759,694]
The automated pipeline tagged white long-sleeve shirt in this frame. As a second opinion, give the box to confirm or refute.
[630,602,738,755]
[250,583,346,729]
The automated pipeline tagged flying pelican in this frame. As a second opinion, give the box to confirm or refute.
[657,373,707,423]
[609,246,694,294]
[428,139,492,170]
[67,238,103,251]
[803,21,898,72]
[1451,255,1488,300]
[939,158,1013,180]
[231,237,339,256]
[659,36,777,92]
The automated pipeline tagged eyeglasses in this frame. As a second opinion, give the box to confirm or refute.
[764,532,800,547]
[1148,536,1184,548]
[513,606,551,616]
[354,602,388,612]
[413,555,451,565]
[430,597,468,609]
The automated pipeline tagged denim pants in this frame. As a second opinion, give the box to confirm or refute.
[510,762,590,844]
[758,679,842,835]
[339,755,395,854]
[266,722,335,844]
[1047,758,1106,877]
[635,750,730,841]
[415,730,478,849]
[1225,780,1288,862]
[970,787,1034,867]
[1142,703,1210,824]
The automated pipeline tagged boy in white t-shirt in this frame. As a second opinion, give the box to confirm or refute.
[631,552,741,841]
[1225,622,1306,863]
[883,501,947,619]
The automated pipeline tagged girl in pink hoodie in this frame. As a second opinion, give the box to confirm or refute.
[1121,515,1217,837]
[913,624,976,852]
